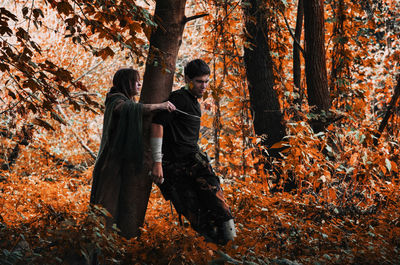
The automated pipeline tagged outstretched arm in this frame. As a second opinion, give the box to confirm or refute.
[150,123,164,185]
[143,101,176,113]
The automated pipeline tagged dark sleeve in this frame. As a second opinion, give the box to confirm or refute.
[152,91,185,126]
[112,98,127,114]
[96,95,143,171]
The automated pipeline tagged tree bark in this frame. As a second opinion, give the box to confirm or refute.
[118,0,187,238]
[303,0,331,132]
[330,0,350,107]
[293,0,304,91]
[140,1,187,103]
[243,0,285,148]
[374,75,400,145]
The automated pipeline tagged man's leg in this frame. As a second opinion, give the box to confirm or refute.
[159,158,236,244]
[188,157,236,244]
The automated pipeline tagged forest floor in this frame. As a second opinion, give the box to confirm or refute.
[1,152,400,265]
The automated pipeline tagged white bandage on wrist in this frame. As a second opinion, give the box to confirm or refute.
[150,137,163,162]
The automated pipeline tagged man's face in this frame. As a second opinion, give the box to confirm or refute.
[186,74,209,99]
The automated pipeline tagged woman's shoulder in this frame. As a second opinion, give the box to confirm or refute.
[105,92,130,105]
[106,92,129,101]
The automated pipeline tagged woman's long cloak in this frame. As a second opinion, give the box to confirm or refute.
[90,92,145,238]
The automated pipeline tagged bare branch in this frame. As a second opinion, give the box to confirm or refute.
[56,104,97,160]
[184,13,209,23]
[281,13,305,56]
[374,75,400,145]
[66,60,104,89]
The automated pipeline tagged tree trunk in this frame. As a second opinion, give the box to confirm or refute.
[330,0,349,107]
[303,0,331,132]
[118,0,187,239]
[140,1,187,103]
[243,0,285,148]
[293,0,304,91]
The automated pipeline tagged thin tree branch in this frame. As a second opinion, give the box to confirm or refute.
[66,52,80,70]
[374,75,400,145]
[56,104,97,160]
[184,13,209,23]
[29,144,85,172]
[209,1,241,34]
[0,100,23,115]
[281,12,305,56]
[27,0,35,32]
[0,68,39,114]
[66,60,104,89]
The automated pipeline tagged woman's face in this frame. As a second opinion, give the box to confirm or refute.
[130,79,141,96]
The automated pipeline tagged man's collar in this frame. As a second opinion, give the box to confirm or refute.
[182,86,198,101]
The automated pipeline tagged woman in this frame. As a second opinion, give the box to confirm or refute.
[90,68,175,237]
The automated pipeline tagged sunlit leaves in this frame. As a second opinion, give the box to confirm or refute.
[93,46,115,60]
[1,0,155,133]
[1,0,400,264]
[0,7,18,36]
[56,1,73,16]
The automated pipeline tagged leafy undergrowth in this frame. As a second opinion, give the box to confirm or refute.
[1,154,400,265]
[2,117,400,264]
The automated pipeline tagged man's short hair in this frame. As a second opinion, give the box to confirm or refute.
[184,59,210,79]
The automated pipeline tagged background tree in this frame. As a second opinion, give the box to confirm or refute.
[303,0,331,132]
[243,0,285,149]
[330,0,349,100]
[293,0,304,94]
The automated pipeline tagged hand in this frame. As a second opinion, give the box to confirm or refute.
[160,101,176,112]
[151,162,164,185]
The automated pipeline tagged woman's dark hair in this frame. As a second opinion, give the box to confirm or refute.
[184,59,210,79]
[109,68,140,98]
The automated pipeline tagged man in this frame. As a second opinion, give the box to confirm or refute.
[150,59,236,244]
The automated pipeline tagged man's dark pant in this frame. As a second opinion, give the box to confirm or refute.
[159,152,233,244]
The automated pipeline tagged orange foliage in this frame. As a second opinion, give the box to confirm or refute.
[1,0,400,264]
